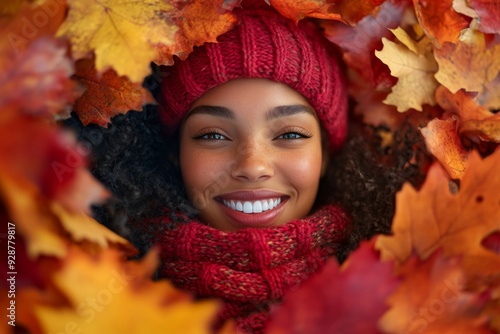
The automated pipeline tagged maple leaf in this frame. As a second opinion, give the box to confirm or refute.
[57,0,177,83]
[266,240,398,334]
[155,0,237,65]
[375,27,439,112]
[412,0,470,48]
[469,0,500,34]
[436,86,500,142]
[420,117,470,179]
[0,37,80,118]
[376,150,500,279]
[73,58,155,127]
[323,1,407,89]
[34,248,219,334]
[379,251,493,334]
[270,0,383,25]
[434,28,500,97]
[0,1,66,53]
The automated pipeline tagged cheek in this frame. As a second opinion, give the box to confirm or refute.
[278,148,323,191]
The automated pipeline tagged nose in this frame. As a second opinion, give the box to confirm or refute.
[231,141,274,182]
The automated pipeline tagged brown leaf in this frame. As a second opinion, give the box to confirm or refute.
[57,0,177,82]
[266,240,398,334]
[376,150,500,280]
[155,0,237,65]
[434,28,500,96]
[420,117,470,179]
[413,0,470,47]
[379,251,493,334]
[0,37,80,119]
[73,58,155,127]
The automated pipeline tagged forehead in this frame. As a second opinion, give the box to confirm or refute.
[189,78,314,114]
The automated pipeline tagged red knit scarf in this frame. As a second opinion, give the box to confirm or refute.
[157,205,349,333]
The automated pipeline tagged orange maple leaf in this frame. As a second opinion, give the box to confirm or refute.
[413,0,470,47]
[270,0,382,25]
[420,117,470,179]
[155,0,237,65]
[73,58,155,127]
[379,251,493,334]
[434,28,500,97]
[376,149,500,280]
[436,86,500,143]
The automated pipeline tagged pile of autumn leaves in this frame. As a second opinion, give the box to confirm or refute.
[1,0,500,333]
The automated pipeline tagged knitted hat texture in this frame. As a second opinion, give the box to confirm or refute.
[158,5,348,151]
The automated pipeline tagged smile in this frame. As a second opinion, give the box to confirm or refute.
[221,198,282,213]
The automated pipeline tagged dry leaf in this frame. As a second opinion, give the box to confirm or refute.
[73,58,155,127]
[420,117,470,179]
[0,37,80,118]
[0,1,66,53]
[379,251,493,334]
[34,248,219,334]
[469,0,500,34]
[266,240,398,334]
[376,27,439,112]
[434,28,500,96]
[413,0,470,47]
[155,0,236,65]
[376,150,500,279]
[323,1,407,89]
[57,0,177,83]
[436,86,500,142]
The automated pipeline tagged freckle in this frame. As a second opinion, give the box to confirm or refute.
[476,195,483,203]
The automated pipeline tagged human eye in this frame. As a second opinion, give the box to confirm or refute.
[275,128,312,140]
[193,130,229,142]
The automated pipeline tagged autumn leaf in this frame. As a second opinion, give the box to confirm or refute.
[34,248,219,334]
[412,0,470,47]
[434,28,500,96]
[420,117,470,179]
[0,37,80,118]
[379,251,493,334]
[270,0,383,25]
[436,86,500,142]
[469,0,500,34]
[73,58,155,127]
[323,1,407,89]
[376,150,500,279]
[57,0,177,83]
[155,0,236,65]
[375,27,439,112]
[0,1,67,53]
[266,240,398,334]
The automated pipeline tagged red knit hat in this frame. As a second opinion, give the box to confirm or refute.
[158,4,348,151]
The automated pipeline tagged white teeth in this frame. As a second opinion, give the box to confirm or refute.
[222,198,282,214]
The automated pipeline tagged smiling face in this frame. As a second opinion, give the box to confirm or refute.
[179,78,325,231]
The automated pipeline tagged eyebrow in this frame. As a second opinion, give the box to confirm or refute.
[185,104,315,121]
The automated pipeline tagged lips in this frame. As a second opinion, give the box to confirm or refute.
[215,190,288,228]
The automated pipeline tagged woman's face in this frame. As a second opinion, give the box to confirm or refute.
[179,78,325,231]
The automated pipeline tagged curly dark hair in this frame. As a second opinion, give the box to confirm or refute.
[63,104,430,262]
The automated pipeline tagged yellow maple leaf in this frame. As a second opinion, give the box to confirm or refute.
[375,27,439,112]
[35,248,219,334]
[434,28,500,96]
[57,0,177,83]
